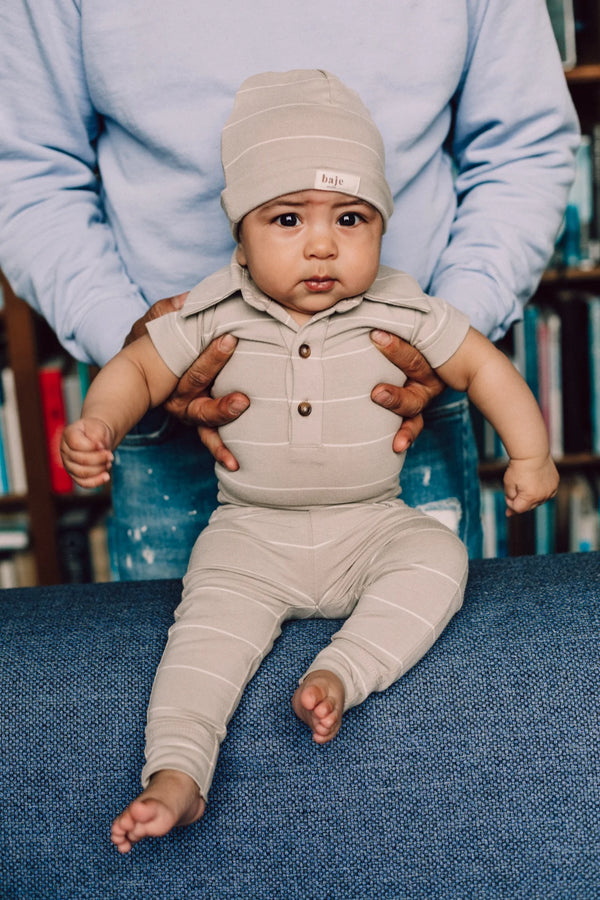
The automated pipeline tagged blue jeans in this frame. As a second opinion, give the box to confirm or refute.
[109,390,482,580]
[400,389,483,559]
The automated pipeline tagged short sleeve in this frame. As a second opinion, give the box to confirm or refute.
[411,297,471,369]
[146,310,201,377]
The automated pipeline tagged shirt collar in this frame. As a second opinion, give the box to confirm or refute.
[180,257,430,318]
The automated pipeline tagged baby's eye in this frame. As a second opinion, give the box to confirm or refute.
[276,213,300,227]
[338,212,364,227]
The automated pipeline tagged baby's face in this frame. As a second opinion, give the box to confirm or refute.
[236,190,383,325]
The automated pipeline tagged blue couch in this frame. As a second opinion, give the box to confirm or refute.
[1,552,599,899]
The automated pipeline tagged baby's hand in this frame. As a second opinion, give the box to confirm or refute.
[60,417,115,489]
[503,454,559,517]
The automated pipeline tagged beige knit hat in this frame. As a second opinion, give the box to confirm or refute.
[220,69,394,235]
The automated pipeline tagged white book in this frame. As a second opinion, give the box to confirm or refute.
[568,475,599,553]
[481,488,497,558]
[0,557,18,589]
[0,368,27,495]
[62,366,85,424]
[588,297,600,454]
[0,513,29,551]
[537,309,563,459]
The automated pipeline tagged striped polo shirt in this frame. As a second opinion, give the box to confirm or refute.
[147,260,470,508]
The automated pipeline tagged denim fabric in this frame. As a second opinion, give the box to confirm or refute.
[1,553,599,899]
[109,391,482,580]
[400,389,483,558]
[110,408,219,580]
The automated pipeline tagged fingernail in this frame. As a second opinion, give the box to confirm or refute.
[219,334,237,353]
[229,397,249,415]
[373,389,393,407]
[371,329,392,347]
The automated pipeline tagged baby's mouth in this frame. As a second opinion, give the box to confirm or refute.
[304,277,335,292]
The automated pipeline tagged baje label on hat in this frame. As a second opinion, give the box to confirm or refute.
[314,169,361,195]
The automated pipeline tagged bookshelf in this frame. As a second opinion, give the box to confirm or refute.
[0,273,110,584]
[477,49,600,556]
[566,64,600,84]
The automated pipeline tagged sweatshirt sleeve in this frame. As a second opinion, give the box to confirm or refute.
[429,0,580,342]
[0,1,148,365]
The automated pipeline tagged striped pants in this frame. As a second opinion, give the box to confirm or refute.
[142,499,468,798]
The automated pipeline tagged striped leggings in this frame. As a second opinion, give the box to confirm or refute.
[142,499,468,798]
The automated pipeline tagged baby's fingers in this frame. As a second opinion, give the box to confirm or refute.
[62,447,114,489]
[504,485,556,517]
[505,493,536,517]
[64,419,111,452]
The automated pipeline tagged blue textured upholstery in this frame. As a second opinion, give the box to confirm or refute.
[1,552,599,899]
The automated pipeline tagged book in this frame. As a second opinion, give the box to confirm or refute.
[511,305,540,401]
[480,485,509,559]
[569,136,594,265]
[592,124,600,245]
[12,550,37,587]
[536,307,563,458]
[88,514,113,582]
[587,295,600,454]
[0,376,11,496]
[0,368,27,495]
[61,364,85,425]
[57,508,93,583]
[548,291,592,454]
[535,500,556,556]
[0,556,18,589]
[481,486,499,558]
[38,360,73,494]
[545,0,577,69]
[568,474,599,552]
[0,513,29,552]
[0,548,37,587]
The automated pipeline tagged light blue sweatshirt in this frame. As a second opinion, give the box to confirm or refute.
[0,0,579,366]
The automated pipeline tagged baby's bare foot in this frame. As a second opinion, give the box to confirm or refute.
[292,669,345,744]
[111,769,205,854]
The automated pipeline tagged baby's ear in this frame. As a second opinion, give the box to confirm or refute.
[235,243,247,267]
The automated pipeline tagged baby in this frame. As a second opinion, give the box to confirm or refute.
[61,70,558,852]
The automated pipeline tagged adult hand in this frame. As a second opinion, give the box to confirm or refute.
[370,330,445,452]
[124,293,249,471]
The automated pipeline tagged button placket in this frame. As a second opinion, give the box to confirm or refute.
[290,325,325,445]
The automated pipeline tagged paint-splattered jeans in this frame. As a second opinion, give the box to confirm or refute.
[109,389,482,580]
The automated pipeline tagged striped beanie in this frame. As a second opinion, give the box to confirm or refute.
[220,69,394,235]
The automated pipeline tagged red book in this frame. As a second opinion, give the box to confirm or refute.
[38,363,73,494]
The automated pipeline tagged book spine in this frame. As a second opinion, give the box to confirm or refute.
[546,311,564,458]
[523,304,539,401]
[588,297,600,454]
[592,124,600,244]
[0,377,11,495]
[38,366,73,494]
[0,368,27,495]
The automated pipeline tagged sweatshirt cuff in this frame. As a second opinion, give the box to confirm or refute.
[68,293,149,366]
[430,269,521,343]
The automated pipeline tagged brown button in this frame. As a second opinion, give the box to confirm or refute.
[299,343,311,358]
[297,401,312,417]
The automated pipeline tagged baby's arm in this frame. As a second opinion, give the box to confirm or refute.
[436,327,559,516]
[61,335,178,489]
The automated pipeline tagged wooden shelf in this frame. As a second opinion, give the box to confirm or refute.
[565,64,600,84]
[542,266,600,285]
[479,453,600,479]
[0,494,28,511]
[0,274,62,583]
